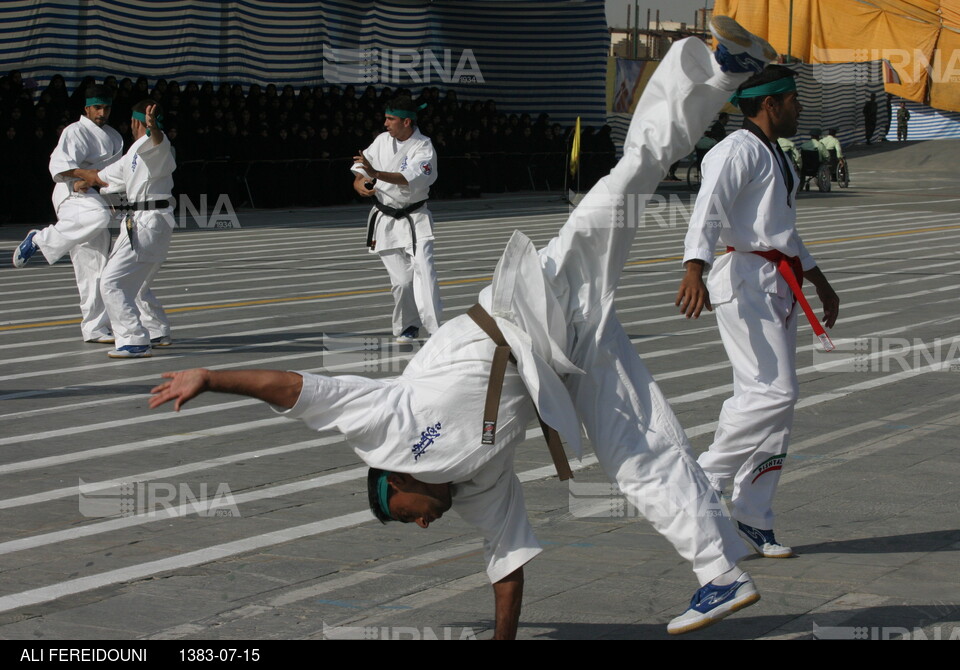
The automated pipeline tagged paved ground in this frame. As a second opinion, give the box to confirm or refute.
[0,141,958,640]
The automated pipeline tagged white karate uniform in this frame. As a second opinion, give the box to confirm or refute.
[352,129,443,336]
[683,128,811,530]
[36,115,123,340]
[97,133,177,348]
[285,37,752,585]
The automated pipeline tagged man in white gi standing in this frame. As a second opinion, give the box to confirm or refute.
[352,95,442,343]
[83,101,177,359]
[152,18,776,637]
[676,65,840,559]
[13,84,122,344]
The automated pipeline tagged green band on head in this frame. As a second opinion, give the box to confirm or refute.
[385,108,416,120]
[729,77,797,108]
[385,103,427,120]
[131,111,163,133]
[85,97,113,107]
[377,471,392,519]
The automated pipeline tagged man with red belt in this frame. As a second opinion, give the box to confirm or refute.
[675,65,840,559]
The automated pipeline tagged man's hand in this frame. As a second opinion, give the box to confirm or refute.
[144,103,164,145]
[353,151,378,180]
[71,168,108,189]
[353,173,375,198]
[73,180,90,193]
[676,260,712,319]
[804,266,839,328]
[149,369,212,411]
[491,567,523,640]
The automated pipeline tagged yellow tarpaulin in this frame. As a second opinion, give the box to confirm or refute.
[714,0,960,111]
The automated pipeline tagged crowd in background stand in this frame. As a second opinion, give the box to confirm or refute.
[0,70,617,223]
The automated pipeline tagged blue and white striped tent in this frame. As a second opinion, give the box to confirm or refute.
[0,0,609,127]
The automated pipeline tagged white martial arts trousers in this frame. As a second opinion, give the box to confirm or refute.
[35,193,113,341]
[100,215,174,348]
[378,238,443,336]
[547,36,752,585]
[697,287,800,530]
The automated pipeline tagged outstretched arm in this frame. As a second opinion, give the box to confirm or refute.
[149,369,303,412]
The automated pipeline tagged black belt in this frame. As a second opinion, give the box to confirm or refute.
[366,198,427,253]
[467,304,574,481]
[115,198,174,212]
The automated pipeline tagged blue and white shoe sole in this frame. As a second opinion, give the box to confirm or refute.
[667,586,761,635]
[711,15,777,63]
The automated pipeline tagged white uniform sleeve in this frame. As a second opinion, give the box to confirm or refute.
[98,157,127,191]
[136,134,176,176]
[452,450,542,583]
[276,372,394,439]
[49,127,85,181]
[399,139,437,190]
[351,137,376,178]
[683,141,752,267]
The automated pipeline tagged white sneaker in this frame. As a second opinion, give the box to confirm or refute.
[668,573,760,634]
[710,15,777,73]
[737,521,794,558]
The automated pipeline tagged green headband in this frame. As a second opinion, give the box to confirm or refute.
[385,103,427,120]
[377,471,393,519]
[131,110,164,134]
[729,77,797,108]
[85,97,113,107]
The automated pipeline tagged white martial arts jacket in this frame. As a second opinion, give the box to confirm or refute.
[48,115,123,212]
[682,129,813,304]
[351,129,437,252]
[280,231,585,582]
[98,133,177,263]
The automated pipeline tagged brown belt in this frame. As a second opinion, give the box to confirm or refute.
[467,304,574,481]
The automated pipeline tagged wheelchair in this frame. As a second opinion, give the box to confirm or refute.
[800,149,831,192]
[828,148,850,188]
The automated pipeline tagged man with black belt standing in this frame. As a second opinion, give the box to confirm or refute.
[352,95,442,343]
[77,101,177,359]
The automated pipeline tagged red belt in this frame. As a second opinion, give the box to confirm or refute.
[727,247,835,352]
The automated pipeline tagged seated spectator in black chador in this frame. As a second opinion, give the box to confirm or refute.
[67,76,96,117]
[314,126,332,159]
[133,76,150,103]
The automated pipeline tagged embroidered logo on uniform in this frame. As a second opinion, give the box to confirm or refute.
[420,161,432,175]
[399,156,408,172]
[412,422,442,461]
[751,453,786,483]
[131,153,138,172]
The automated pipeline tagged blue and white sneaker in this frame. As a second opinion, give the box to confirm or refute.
[737,521,794,558]
[396,325,419,344]
[107,345,152,359]
[150,335,173,347]
[86,334,116,344]
[667,573,760,634]
[711,15,777,74]
[12,229,41,268]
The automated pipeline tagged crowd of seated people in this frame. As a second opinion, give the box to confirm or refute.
[0,69,616,222]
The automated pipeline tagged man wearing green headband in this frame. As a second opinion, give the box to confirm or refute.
[153,17,780,637]
[352,95,442,345]
[13,84,122,344]
[678,65,840,561]
[88,100,177,359]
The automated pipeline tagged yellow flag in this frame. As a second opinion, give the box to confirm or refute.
[569,116,581,177]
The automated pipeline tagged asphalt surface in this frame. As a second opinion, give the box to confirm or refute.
[0,140,958,640]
